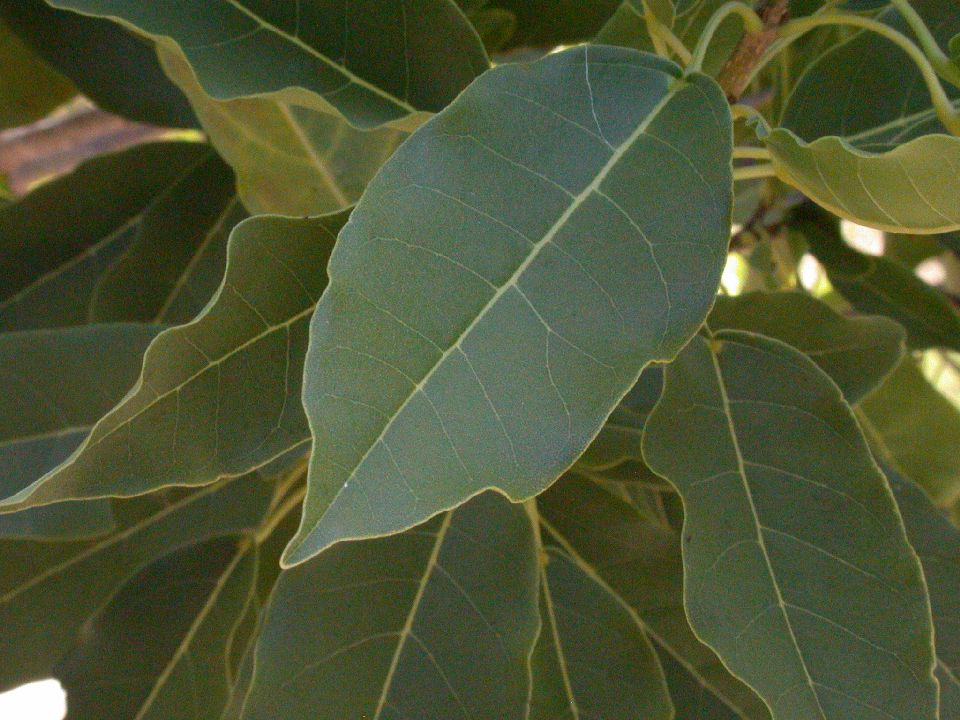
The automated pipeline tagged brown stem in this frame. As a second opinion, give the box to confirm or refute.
[717,0,791,103]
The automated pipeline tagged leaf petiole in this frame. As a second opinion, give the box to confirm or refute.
[688,1,764,73]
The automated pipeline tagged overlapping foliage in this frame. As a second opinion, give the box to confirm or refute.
[2,1,960,718]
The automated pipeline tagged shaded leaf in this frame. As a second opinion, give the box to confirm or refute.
[57,536,258,720]
[530,545,673,720]
[860,359,960,506]
[0,18,74,129]
[89,150,242,323]
[880,465,960,719]
[537,475,770,720]
[241,492,539,720]
[658,649,744,719]
[0,211,346,510]
[574,365,663,472]
[709,291,906,403]
[643,331,937,720]
[0,141,228,330]
[158,45,404,216]
[291,46,732,564]
[49,0,489,129]
[0,0,195,127]
[0,476,271,691]
[0,323,160,539]
[792,204,960,352]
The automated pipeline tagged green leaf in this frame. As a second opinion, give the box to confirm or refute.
[764,130,960,234]
[643,331,937,720]
[0,324,160,539]
[530,546,674,720]
[0,476,271,691]
[860,359,960,506]
[241,492,540,720]
[0,141,232,330]
[0,212,346,510]
[0,18,74,129]
[658,649,744,719]
[0,0,195,127]
[57,535,258,720]
[880,466,960,719]
[769,0,960,233]
[89,151,242,324]
[157,45,405,216]
[792,204,960,352]
[290,46,732,565]
[574,366,663,472]
[537,475,771,720]
[708,291,906,403]
[49,0,489,129]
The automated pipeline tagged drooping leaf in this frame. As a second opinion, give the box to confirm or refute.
[48,0,489,129]
[860,359,960,506]
[0,141,231,330]
[708,290,906,403]
[530,545,674,720]
[290,46,732,565]
[0,18,74,129]
[0,0,195,127]
[0,323,160,539]
[643,331,937,720]
[0,476,271,691]
[537,475,771,720]
[57,536,258,720]
[0,211,346,511]
[791,204,960,352]
[880,465,960,718]
[574,365,664,472]
[768,0,960,232]
[241,491,540,720]
[158,45,405,216]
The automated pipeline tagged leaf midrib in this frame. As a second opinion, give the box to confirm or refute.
[298,76,688,554]
[372,511,453,719]
[220,0,418,115]
[705,333,828,720]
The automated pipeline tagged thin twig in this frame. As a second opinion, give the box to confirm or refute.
[717,0,792,102]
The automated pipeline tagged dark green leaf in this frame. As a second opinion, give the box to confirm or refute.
[0,141,228,330]
[537,475,770,719]
[57,535,258,720]
[0,212,346,510]
[241,492,539,720]
[290,46,732,564]
[530,546,673,720]
[0,18,74,129]
[49,0,489,129]
[0,476,271,690]
[643,331,937,720]
[881,466,960,719]
[0,324,160,538]
[0,0,195,127]
[709,291,906,403]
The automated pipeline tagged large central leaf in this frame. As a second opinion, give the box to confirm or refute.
[289,46,732,565]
